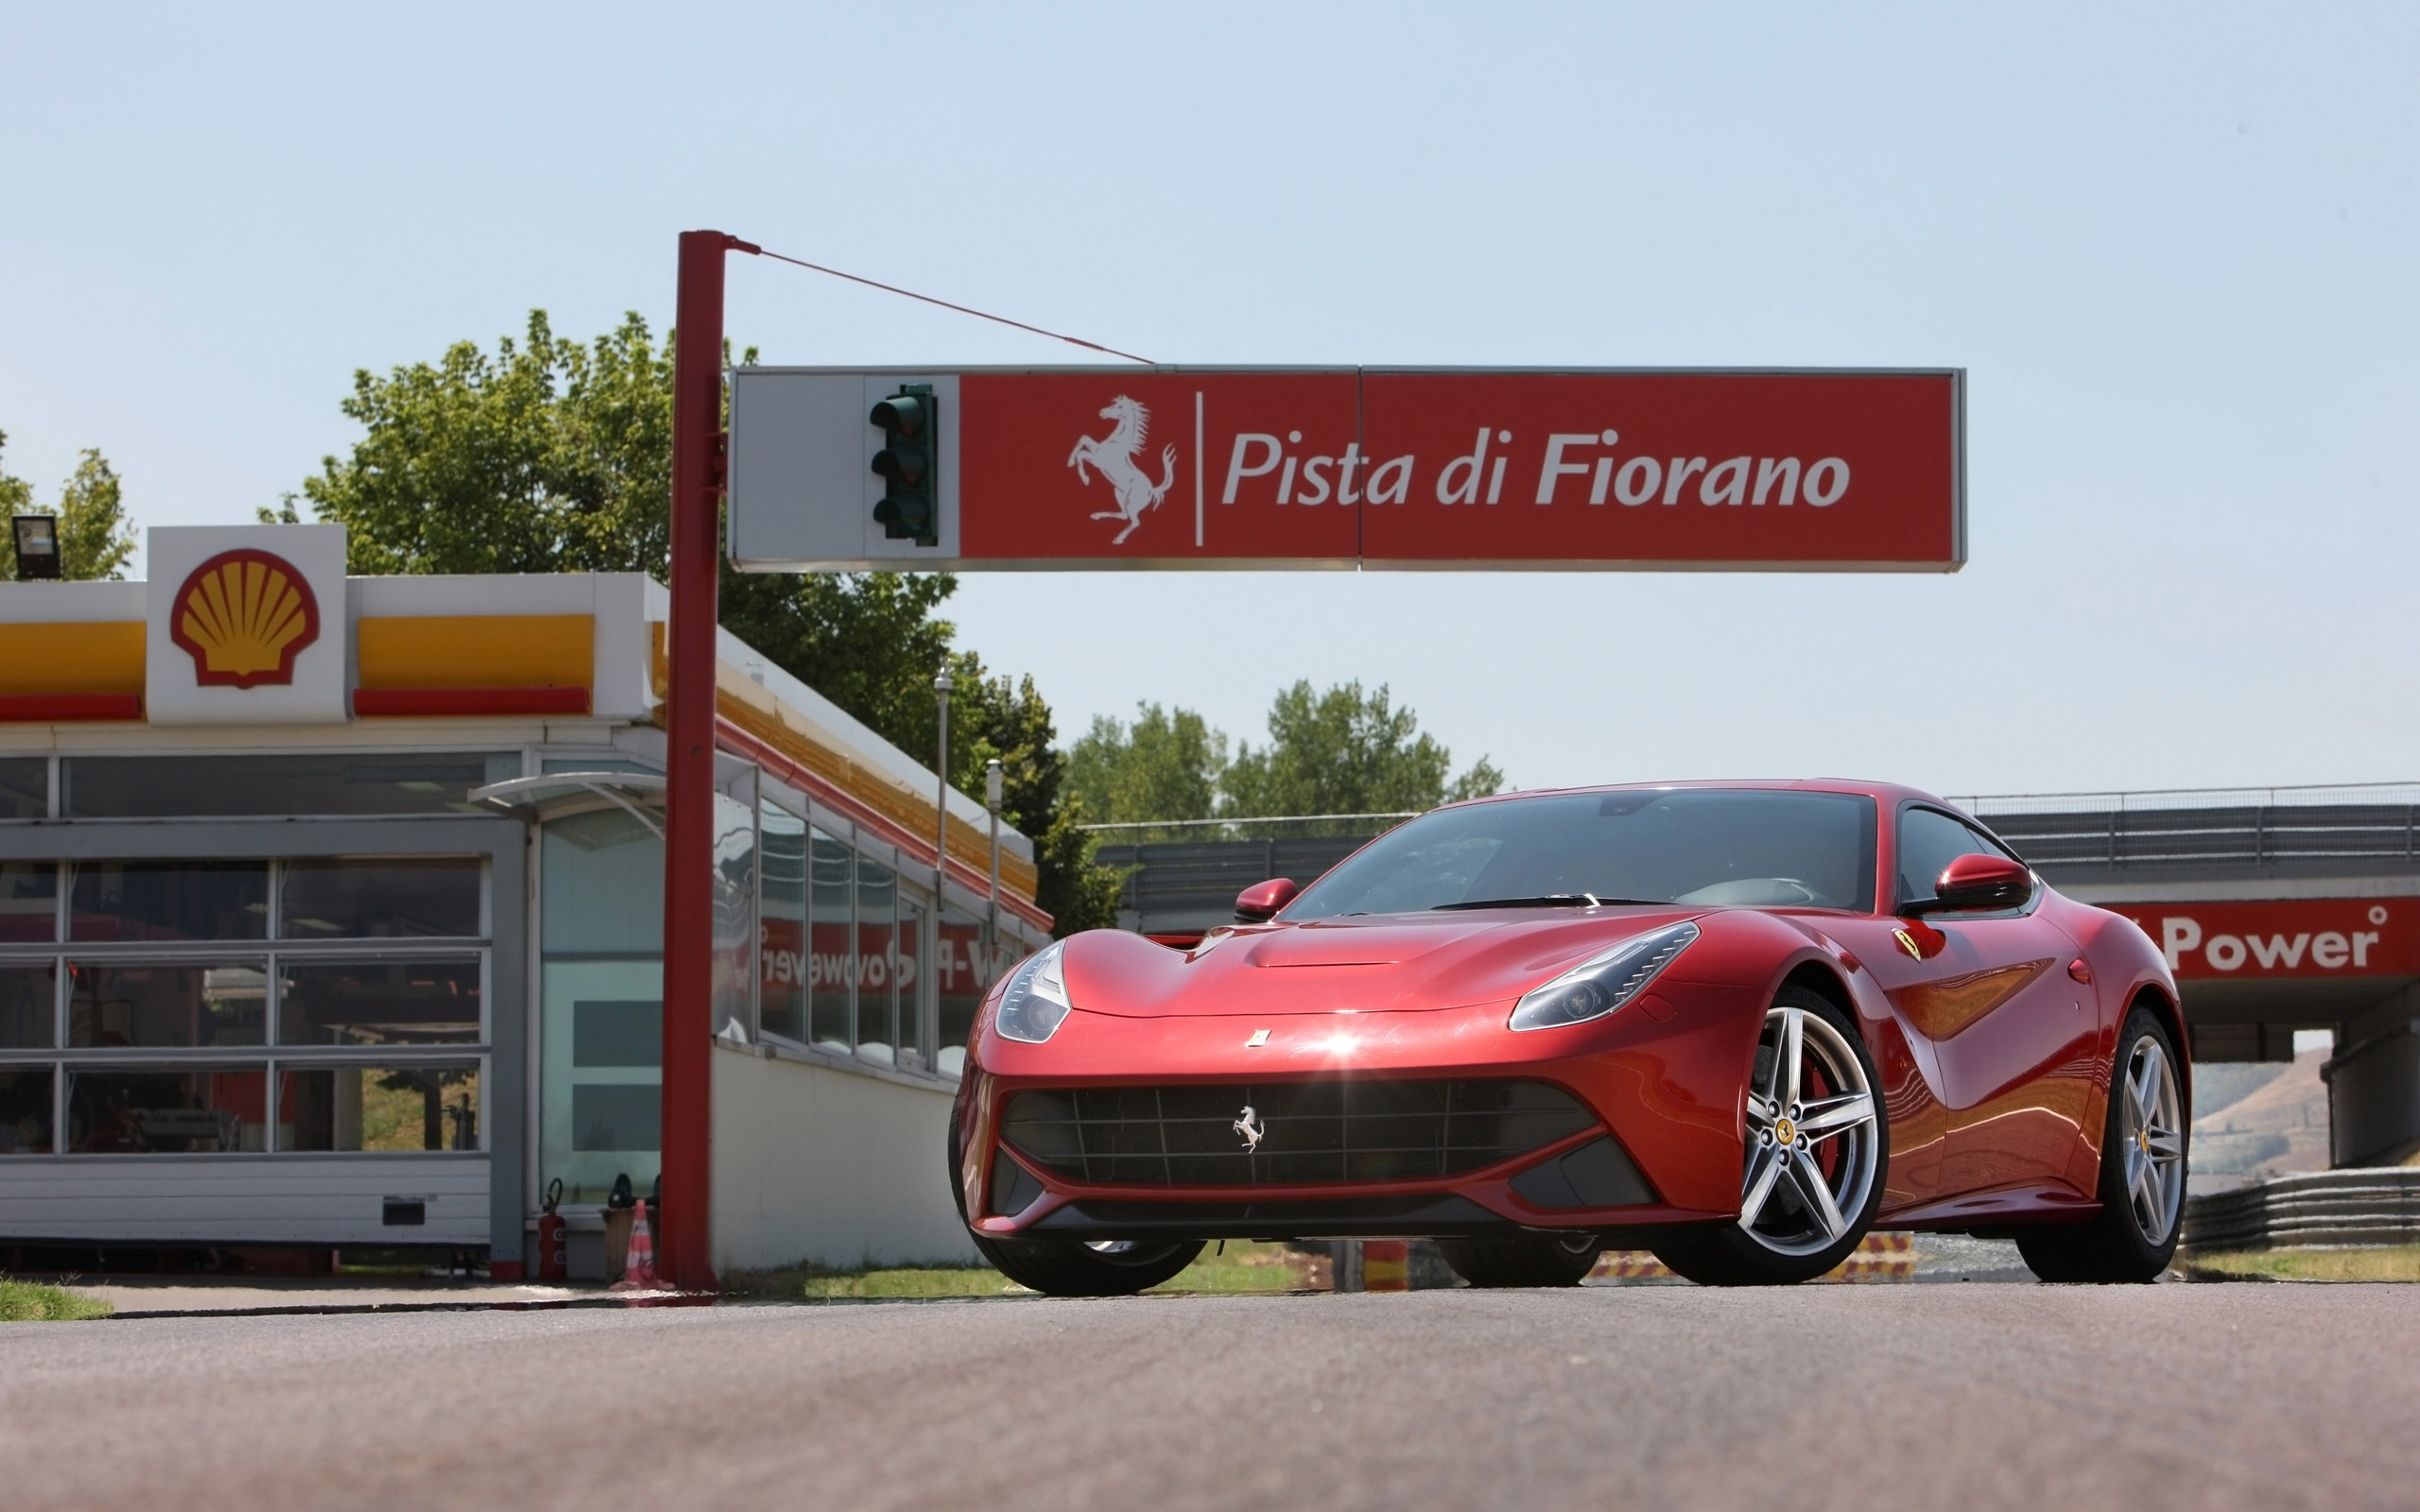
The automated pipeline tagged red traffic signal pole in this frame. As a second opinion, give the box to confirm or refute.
[662,229,758,1292]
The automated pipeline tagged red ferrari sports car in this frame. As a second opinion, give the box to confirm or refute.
[951,782,2187,1293]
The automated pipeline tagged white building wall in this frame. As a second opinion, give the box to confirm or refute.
[710,1044,977,1271]
[0,1156,488,1245]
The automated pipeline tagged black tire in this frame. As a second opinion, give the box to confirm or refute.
[948,1089,1204,1297]
[973,1234,1206,1297]
[1651,986,1889,1285]
[2016,1005,2186,1284]
[1438,1231,1602,1287]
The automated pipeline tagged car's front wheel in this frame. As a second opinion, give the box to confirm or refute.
[972,1234,1205,1297]
[1438,1231,1602,1287]
[1651,986,1889,1285]
[2015,1005,2186,1283]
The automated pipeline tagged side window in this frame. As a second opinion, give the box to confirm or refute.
[1896,808,2012,905]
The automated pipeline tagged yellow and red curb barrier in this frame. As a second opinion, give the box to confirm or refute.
[1591,1231,1917,1282]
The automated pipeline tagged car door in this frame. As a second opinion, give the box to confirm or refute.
[1857,806,2100,1208]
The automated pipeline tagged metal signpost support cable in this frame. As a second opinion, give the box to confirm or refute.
[661,227,758,1293]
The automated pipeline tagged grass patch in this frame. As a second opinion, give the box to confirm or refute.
[2184,1246,2420,1282]
[0,1279,112,1321]
[722,1241,1325,1300]
[1154,1240,1325,1294]
[721,1260,1030,1299]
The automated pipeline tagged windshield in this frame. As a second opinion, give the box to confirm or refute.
[1283,789,1879,919]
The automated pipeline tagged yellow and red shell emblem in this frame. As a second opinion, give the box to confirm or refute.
[168,549,321,689]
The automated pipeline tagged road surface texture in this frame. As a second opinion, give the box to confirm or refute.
[5,1284,2413,1511]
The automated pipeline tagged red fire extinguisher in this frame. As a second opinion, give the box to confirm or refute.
[536,1178,567,1282]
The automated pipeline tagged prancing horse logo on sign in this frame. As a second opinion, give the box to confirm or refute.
[1068,395,1176,545]
[1233,1104,1266,1153]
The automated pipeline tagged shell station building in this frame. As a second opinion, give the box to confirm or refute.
[0,524,1046,1278]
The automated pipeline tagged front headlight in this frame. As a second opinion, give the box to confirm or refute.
[994,941,1073,1043]
[1509,921,1701,1032]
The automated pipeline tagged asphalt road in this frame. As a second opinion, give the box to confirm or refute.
[6,1284,2414,1511]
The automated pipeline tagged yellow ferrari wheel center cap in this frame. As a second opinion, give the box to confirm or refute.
[1774,1117,1797,1145]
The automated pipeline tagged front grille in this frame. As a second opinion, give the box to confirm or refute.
[1000,1078,1596,1187]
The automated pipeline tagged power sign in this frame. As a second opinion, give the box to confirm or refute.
[2107,900,2420,980]
[726,368,1963,572]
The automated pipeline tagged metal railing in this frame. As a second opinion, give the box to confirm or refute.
[1080,812,1420,845]
[1953,781,2420,817]
[1951,784,2420,875]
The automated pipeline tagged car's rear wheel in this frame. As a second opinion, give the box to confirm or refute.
[1438,1231,1602,1288]
[2015,1005,2186,1283]
[1651,986,1888,1285]
[972,1234,1205,1297]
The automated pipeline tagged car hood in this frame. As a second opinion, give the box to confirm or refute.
[1058,908,1709,1018]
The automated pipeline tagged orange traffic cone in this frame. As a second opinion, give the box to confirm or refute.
[610,1198,663,1291]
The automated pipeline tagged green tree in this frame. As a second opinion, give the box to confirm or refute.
[948,655,1122,935]
[300,311,1121,934]
[300,312,675,575]
[0,431,137,581]
[1065,702,1228,828]
[1221,679,1503,821]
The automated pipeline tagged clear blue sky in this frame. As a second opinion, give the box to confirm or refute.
[3,3,2412,798]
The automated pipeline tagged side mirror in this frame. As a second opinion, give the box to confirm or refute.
[1905,852,2031,916]
[1236,877,1300,923]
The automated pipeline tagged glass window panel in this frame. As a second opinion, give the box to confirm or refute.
[758,803,807,1043]
[542,757,662,776]
[281,858,483,939]
[70,861,268,942]
[0,757,44,819]
[540,960,660,1206]
[279,1063,480,1152]
[895,897,925,1070]
[542,807,663,954]
[67,1067,268,1153]
[936,906,1010,1077]
[572,1084,660,1151]
[0,862,55,942]
[279,960,482,1046]
[70,963,268,1048]
[0,963,57,1049]
[809,829,853,1052]
[854,859,897,1063]
[711,794,755,1040]
[63,753,521,817]
[0,1068,53,1153]
[573,999,660,1066]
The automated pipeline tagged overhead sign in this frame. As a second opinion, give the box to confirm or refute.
[727,367,1963,572]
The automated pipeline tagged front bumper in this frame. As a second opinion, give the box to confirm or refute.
[958,986,1767,1242]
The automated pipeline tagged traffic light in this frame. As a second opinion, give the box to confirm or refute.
[871,385,940,546]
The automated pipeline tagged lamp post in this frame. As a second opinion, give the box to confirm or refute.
[934,664,953,914]
[985,758,1003,980]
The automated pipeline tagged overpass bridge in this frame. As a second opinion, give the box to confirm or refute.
[1092,783,2420,1167]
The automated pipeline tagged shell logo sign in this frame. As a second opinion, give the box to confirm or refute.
[166,549,321,689]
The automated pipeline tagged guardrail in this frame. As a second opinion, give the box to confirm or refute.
[2182,1167,2420,1251]
[1080,812,1420,844]
[1948,784,2420,877]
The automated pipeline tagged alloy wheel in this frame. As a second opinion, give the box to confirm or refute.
[2119,1034,2186,1246]
[1739,1004,1882,1257]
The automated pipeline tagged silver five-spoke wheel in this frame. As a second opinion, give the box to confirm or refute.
[2118,1032,2185,1247]
[1740,1002,1882,1258]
